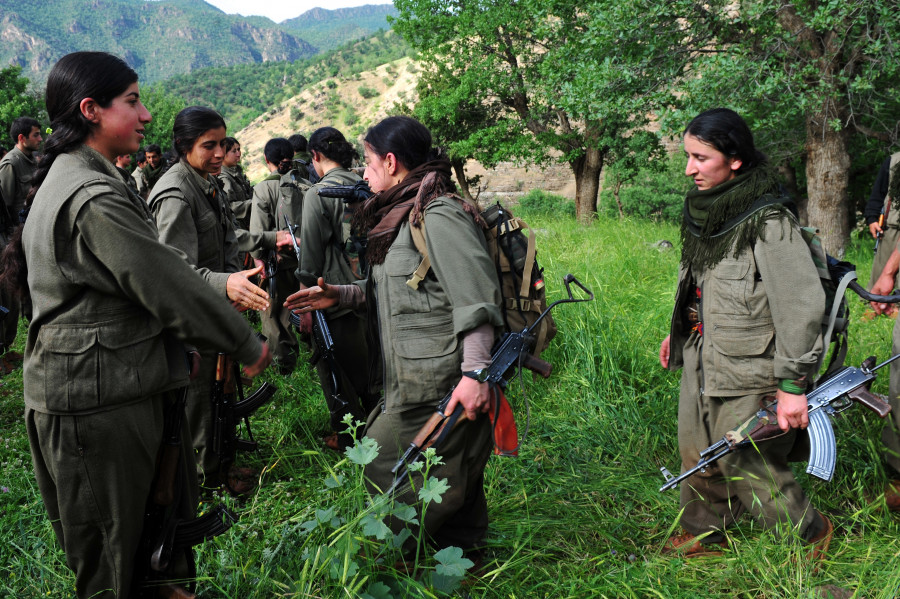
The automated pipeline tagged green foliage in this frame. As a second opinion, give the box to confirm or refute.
[0,66,45,147]
[358,85,380,99]
[140,87,186,151]
[517,189,576,219]
[600,153,688,222]
[158,30,410,131]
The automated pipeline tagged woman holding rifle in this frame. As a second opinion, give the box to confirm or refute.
[285,115,503,564]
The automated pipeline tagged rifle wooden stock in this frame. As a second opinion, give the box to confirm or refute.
[521,353,552,378]
[848,386,891,418]
[152,443,181,506]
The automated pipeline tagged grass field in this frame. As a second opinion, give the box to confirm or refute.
[2,208,900,598]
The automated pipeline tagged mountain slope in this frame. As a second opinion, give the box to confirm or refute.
[0,0,316,84]
[280,4,398,52]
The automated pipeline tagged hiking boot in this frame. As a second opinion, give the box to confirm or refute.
[661,531,727,557]
[4,351,23,364]
[807,511,833,563]
[223,466,258,497]
[884,480,900,512]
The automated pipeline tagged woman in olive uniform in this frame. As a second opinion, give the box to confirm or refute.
[249,137,309,374]
[286,116,503,559]
[297,126,377,449]
[217,136,253,229]
[148,106,268,494]
[658,108,831,559]
[0,52,271,598]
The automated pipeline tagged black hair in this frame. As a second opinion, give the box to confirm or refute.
[172,106,226,158]
[223,136,240,153]
[683,108,765,173]
[364,115,436,172]
[1,51,139,298]
[10,117,40,145]
[308,126,358,169]
[288,134,307,153]
[145,143,162,155]
[264,138,294,175]
[135,149,146,163]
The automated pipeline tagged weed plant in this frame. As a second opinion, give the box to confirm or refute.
[2,211,900,597]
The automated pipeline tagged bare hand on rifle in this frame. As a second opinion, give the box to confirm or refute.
[243,343,272,377]
[226,264,269,311]
[274,230,294,249]
[445,376,491,421]
[870,221,884,239]
[775,388,809,430]
[284,276,341,313]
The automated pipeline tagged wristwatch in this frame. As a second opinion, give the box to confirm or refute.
[462,369,488,383]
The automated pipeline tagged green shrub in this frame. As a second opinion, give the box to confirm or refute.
[516,189,576,218]
[358,85,380,99]
[600,154,688,222]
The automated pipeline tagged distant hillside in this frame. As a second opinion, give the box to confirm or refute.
[0,0,394,85]
[160,29,411,131]
[281,5,398,52]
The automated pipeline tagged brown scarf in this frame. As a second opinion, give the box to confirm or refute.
[355,159,481,265]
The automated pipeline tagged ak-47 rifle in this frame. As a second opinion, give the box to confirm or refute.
[317,181,374,205]
[210,354,278,493]
[660,354,896,491]
[135,388,237,597]
[317,182,372,279]
[283,215,349,411]
[386,274,594,496]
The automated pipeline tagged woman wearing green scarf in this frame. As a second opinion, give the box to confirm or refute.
[658,108,832,560]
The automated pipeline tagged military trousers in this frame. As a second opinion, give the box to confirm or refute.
[26,393,197,598]
[261,269,299,369]
[677,334,819,541]
[364,401,493,552]
[312,310,378,443]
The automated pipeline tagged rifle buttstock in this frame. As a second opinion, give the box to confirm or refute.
[521,353,552,378]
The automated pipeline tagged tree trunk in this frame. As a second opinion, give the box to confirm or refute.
[450,157,473,200]
[776,160,805,223]
[572,147,603,223]
[805,111,851,257]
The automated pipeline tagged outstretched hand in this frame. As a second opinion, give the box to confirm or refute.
[226,265,270,311]
[284,277,339,312]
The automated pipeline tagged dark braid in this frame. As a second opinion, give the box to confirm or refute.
[0,52,138,300]
[308,126,358,169]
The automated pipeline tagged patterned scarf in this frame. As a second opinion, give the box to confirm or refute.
[355,159,481,265]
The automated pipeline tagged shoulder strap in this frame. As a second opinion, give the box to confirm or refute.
[407,221,431,290]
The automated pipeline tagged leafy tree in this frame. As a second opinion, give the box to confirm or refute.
[673,0,900,256]
[140,87,186,152]
[391,0,714,222]
[0,66,44,148]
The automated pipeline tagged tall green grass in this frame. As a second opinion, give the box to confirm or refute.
[2,212,900,597]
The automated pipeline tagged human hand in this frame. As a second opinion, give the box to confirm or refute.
[226,265,270,311]
[775,388,809,431]
[659,335,671,369]
[243,343,272,377]
[284,277,339,312]
[444,375,491,421]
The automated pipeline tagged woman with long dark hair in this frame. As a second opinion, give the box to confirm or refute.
[2,51,270,598]
[286,115,503,563]
[658,108,832,559]
[296,126,376,450]
[217,136,253,229]
[249,137,310,374]
[148,106,270,495]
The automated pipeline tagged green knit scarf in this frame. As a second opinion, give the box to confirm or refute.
[680,164,793,273]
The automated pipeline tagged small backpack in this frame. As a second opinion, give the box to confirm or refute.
[407,200,557,359]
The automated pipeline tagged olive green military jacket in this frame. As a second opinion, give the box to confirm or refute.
[217,164,253,226]
[249,169,309,270]
[148,160,241,298]
[298,167,361,318]
[22,145,261,416]
[0,145,37,219]
[137,163,164,199]
[373,196,503,413]
[668,214,825,397]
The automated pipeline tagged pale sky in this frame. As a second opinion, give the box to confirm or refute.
[204,0,394,23]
